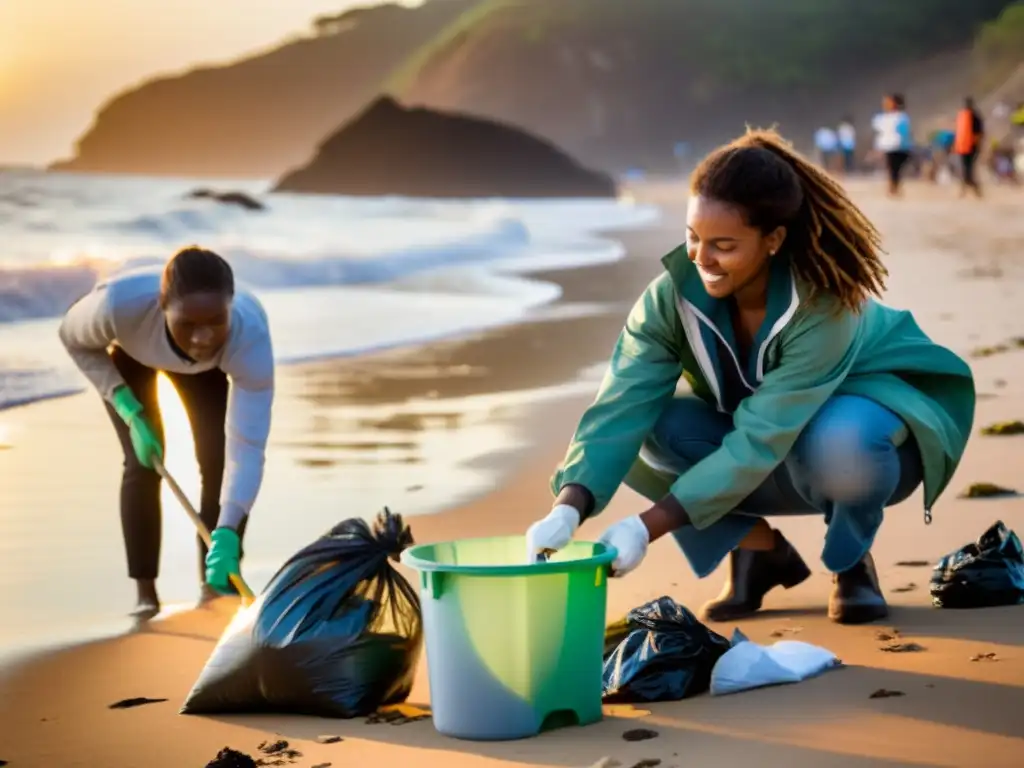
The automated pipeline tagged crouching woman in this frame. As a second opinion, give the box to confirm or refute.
[526,129,975,625]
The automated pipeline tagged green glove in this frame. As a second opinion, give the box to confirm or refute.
[111,385,163,469]
[205,527,241,595]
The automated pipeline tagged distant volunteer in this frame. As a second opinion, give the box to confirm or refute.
[837,117,857,174]
[813,126,838,171]
[526,130,974,625]
[59,247,274,618]
[871,93,914,196]
[954,97,985,197]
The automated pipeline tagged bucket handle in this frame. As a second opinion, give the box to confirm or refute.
[422,570,444,600]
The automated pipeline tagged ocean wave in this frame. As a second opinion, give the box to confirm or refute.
[0,216,531,324]
[0,170,661,412]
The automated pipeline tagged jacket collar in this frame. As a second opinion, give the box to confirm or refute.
[662,244,801,382]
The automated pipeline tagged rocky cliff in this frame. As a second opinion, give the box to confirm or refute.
[52,0,1018,178]
[273,96,617,198]
[50,1,474,178]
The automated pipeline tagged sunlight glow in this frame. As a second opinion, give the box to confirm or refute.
[0,0,404,164]
[156,374,202,510]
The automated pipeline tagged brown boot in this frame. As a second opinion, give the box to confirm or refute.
[700,529,811,622]
[828,552,888,624]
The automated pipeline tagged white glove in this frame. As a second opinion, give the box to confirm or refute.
[598,515,651,577]
[526,504,581,562]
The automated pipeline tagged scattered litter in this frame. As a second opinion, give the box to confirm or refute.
[981,421,1024,436]
[971,345,1005,358]
[365,705,431,725]
[880,642,926,653]
[257,741,287,754]
[969,338,1024,358]
[931,521,1024,608]
[312,764,332,768]
[316,735,343,744]
[622,728,659,742]
[875,629,900,641]
[958,483,1018,499]
[108,697,167,709]
[254,740,302,766]
[869,689,905,699]
[711,629,841,696]
[630,760,661,768]
[589,759,622,768]
[405,485,424,492]
[891,583,918,593]
[895,560,931,567]
[970,652,1000,662]
[205,747,257,768]
[603,597,730,703]
[769,626,804,638]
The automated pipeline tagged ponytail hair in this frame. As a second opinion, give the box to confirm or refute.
[690,128,887,312]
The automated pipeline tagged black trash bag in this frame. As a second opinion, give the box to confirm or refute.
[181,507,422,718]
[930,520,1024,609]
[601,596,731,703]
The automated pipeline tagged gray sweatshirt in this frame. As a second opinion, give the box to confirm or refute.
[58,268,274,528]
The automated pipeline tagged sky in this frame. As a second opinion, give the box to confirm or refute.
[0,0,417,165]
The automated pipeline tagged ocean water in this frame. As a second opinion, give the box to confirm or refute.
[0,168,660,410]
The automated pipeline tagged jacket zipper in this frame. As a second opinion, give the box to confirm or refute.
[687,302,757,393]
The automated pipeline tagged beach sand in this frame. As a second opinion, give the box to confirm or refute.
[2,178,1024,767]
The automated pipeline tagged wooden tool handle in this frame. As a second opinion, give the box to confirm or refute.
[152,456,256,602]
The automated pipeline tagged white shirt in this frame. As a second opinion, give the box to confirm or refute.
[814,128,838,152]
[837,123,856,150]
[872,111,912,153]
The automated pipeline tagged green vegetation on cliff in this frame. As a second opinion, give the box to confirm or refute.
[974,1,1024,91]
[395,0,1017,170]
[396,0,1014,93]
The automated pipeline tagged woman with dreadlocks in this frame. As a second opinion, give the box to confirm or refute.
[527,129,975,625]
[59,246,274,619]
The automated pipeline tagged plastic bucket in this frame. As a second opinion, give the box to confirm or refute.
[401,535,615,740]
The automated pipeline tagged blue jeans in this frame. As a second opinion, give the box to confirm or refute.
[626,396,923,577]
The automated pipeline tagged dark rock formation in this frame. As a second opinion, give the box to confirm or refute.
[187,189,265,211]
[273,97,617,199]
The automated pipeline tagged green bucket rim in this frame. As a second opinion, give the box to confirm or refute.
[400,534,617,577]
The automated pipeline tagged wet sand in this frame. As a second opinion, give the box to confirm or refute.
[1,178,1024,767]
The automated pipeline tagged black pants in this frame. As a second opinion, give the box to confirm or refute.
[104,347,247,581]
[885,151,910,189]
[960,151,979,190]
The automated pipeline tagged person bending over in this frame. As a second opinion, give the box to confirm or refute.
[527,129,975,625]
[59,246,274,619]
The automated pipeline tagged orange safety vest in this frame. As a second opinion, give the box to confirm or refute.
[954,108,977,154]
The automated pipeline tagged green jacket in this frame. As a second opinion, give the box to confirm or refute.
[551,246,976,530]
